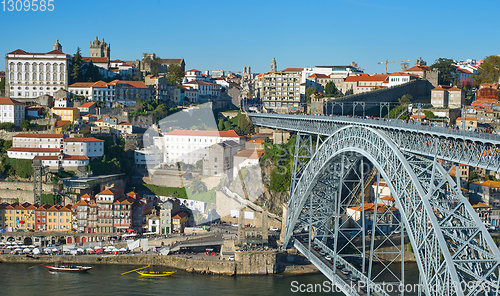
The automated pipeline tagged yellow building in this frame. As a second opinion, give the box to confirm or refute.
[51,107,80,123]
[55,120,71,134]
[46,205,72,232]
[3,203,36,231]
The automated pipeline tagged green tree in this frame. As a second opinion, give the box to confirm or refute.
[71,47,84,83]
[306,86,316,103]
[430,58,458,86]
[324,81,337,97]
[423,110,435,119]
[472,55,500,87]
[237,114,253,135]
[20,120,30,131]
[195,159,203,170]
[218,118,225,131]
[398,94,413,104]
[82,61,103,82]
[0,77,5,92]
[166,64,185,85]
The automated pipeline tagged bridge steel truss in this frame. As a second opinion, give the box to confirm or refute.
[249,114,500,296]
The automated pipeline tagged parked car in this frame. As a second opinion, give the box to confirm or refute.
[325,255,332,261]
[269,227,279,231]
[341,269,350,275]
[349,276,358,282]
[227,256,235,261]
[232,224,238,227]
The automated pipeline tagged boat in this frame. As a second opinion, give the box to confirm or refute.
[136,270,176,277]
[43,264,93,272]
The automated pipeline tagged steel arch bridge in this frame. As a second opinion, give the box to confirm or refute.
[249,113,500,296]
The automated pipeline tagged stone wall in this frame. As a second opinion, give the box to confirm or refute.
[0,181,60,204]
[0,130,54,141]
[324,79,434,115]
[0,252,278,275]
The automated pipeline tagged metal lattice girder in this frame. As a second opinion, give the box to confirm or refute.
[281,125,500,296]
[248,113,500,172]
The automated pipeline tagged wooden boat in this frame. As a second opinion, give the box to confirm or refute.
[136,270,176,277]
[43,264,93,272]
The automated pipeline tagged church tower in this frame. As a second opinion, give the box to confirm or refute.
[270,57,277,72]
[89,37,111,58]
[52,39,62,52]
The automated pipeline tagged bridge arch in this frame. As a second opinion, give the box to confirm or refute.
[284,125,500,295]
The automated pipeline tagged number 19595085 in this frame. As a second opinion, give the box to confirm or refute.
[2,0,54,11]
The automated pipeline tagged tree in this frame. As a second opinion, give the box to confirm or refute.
[324,81,337,97]
[82,61,103,82]
[237,114,253,135]
[189,179,207,195]
[166,64,185,85]
[71,47,83,83]
[430,58,458,86]
[423,110,435,119]
[472,55,500,87]
[0,77,5,92]
[306,86,316,103]
[398,94,413,104]
[195,159,203,171]
[20,120,30,131]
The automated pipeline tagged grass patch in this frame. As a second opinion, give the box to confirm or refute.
[130,183,188,199]
[188,189,216,204]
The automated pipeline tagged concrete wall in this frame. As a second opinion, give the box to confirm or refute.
[0,181,60,204]
[0,130,55,141]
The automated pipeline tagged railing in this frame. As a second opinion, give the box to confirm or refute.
[249,113,500,144]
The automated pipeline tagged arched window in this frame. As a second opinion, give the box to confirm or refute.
[25,73,29,80]
[25,63,29,71]
[39,73,43,81]
[46,64,50,71]
[32,63,37,72]
[59,64,64,72]
[53,64,57,71]
[10,72,14,80]
[33,73,37,80]
[53,74,57,81]
[39,64,44,71]
[60,74,64,81]
[46,73,50,81]
[9,63,14,71]
[17,63,21,71]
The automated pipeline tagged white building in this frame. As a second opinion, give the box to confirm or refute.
[63,137,104,159]
[183,69,210,82]
[182,80,221,98]
[135,148,163,169]
[68,81,116,107]
[7,133,64,159]
[54,97,69,108]
[117,122,133,135]
[34,154,90,170]
[385,72,420,88]
[0,97,25,126]
[5,40,72,99]
[163,130,244,165]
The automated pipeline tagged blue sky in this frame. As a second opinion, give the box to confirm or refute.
[0,0,498,74]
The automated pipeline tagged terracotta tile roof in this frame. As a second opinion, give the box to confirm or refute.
[108,80,148,89]
[456,117,477,121]
[349,203,397,212]
[111,59,124,63]
[69,82,95,88]
[82,57,109,63]
[118,122,132,125]
[234,149,264,159]
[357,74,388,82]
[472,180,500,188]
[8,147,61,153]
[186,69,201,72]
[121,63,135,67]
[173,212,188,219]
[160,59,183,64]
[406,65,431,72]
[448,86,462,91]
[64,137,104,142]
[8,49,68,56]
[308,74,329,78]
[35,204,52,211]
[183,80,219,86]
[55,120,70,128]
[164,130,242,137]
[13,133,63,139]
[281,68,303,72]
[78,102,96,108]
[0,97,24,105]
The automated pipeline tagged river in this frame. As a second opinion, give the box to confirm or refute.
[0,263,420,295]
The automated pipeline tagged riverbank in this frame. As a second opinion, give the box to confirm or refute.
[0,252,321,276]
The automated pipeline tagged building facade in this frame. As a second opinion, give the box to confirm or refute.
[0,97,25,126]
[5,41,72,99]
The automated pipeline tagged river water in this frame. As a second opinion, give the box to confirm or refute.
[0,263,420,296]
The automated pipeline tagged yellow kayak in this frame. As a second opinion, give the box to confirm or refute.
[136,270,176,277]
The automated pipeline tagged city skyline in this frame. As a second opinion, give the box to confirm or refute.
[0,0,499,74]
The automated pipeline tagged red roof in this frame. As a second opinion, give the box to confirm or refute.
[308,74,329,78]
[108,80,148,89]
[186,69,201,72]
[7,49,68,56]
[164,130,242,137]
[0,97,24,105]
[281,68,303,72]
[406,65,431,72]
[55,120,70,128]
[234,149,264,159]
[13,133,63,138]
[82,57,109,64]
[173,212,188,219]
[118,122,132,125]
[78,102,96,108]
